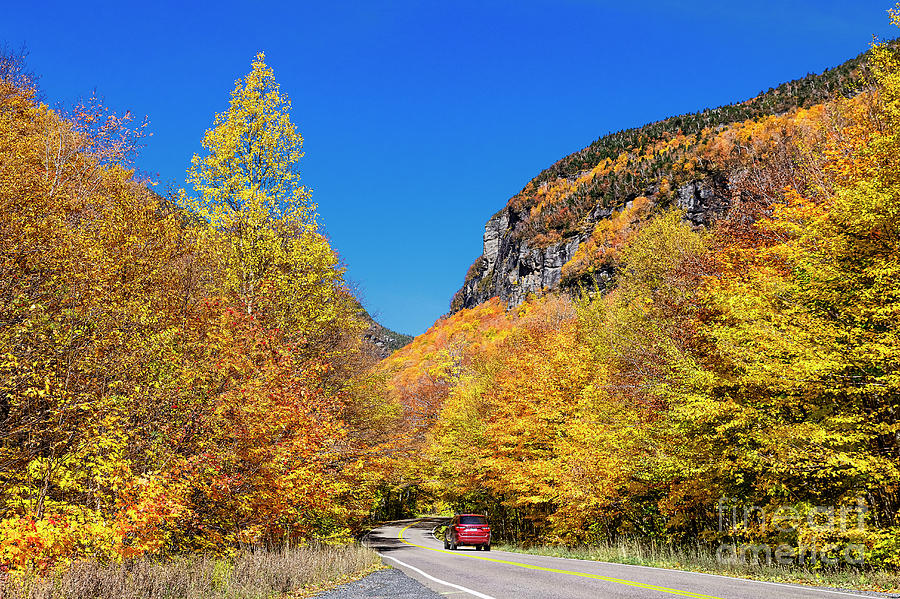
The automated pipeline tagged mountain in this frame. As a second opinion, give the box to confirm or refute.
[450,44,881,312]
[364,316,413,358]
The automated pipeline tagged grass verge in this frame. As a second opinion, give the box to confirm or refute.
[493,540,900,594]
[1,543,383,599]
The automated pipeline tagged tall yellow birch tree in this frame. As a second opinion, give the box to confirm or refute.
[185,52,345,341]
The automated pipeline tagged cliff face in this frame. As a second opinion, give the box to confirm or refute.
[454,210,583,311]
[450,44,877,313]
[452,177,727,311]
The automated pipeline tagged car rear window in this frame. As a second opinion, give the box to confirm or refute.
[459,515,487,525]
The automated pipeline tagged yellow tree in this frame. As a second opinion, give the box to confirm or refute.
[185,52,347,343]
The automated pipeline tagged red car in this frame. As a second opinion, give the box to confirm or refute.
[444,514,491,551]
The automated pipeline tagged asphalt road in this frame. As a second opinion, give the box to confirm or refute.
[367,518,886,599]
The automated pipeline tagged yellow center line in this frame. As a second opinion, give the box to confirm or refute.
[398,524,726,599]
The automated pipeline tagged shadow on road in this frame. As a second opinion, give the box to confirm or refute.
[364,517,448,554]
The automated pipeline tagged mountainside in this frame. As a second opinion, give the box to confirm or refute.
[450,45,879,312]
[364,317,413,358]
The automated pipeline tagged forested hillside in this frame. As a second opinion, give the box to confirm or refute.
[452,40,897,311]
[382,25,900,568]
[0,52,399,569]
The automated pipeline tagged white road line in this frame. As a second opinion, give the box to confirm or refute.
[379,552,498,599]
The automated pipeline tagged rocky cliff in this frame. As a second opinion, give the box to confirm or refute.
[450,45,877,313]
[452,177,728,311]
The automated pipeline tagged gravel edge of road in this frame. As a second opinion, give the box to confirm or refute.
[308,567,443,599]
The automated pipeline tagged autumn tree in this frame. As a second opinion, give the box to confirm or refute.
[184,53,356,353]
[0,48,201,567]
[698,27,900,557]
[167,52,386,548]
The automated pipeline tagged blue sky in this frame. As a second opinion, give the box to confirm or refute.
[2,1,896,334]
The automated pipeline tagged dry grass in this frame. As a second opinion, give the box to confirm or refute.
[1,544,382,599]
[495,539,900,593]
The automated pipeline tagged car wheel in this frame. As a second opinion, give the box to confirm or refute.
[485,544,491,552]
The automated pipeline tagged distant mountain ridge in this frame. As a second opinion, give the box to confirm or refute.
[451,43,889,313]
[364,317,413,358]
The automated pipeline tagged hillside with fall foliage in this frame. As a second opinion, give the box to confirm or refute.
[452,40,898,312]
[4,11,900,584]
[0,52,401,569]
[381,26,900,568]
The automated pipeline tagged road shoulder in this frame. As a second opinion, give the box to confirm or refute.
[310,568,443,599]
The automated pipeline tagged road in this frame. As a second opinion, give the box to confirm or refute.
[367,518,883,599]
